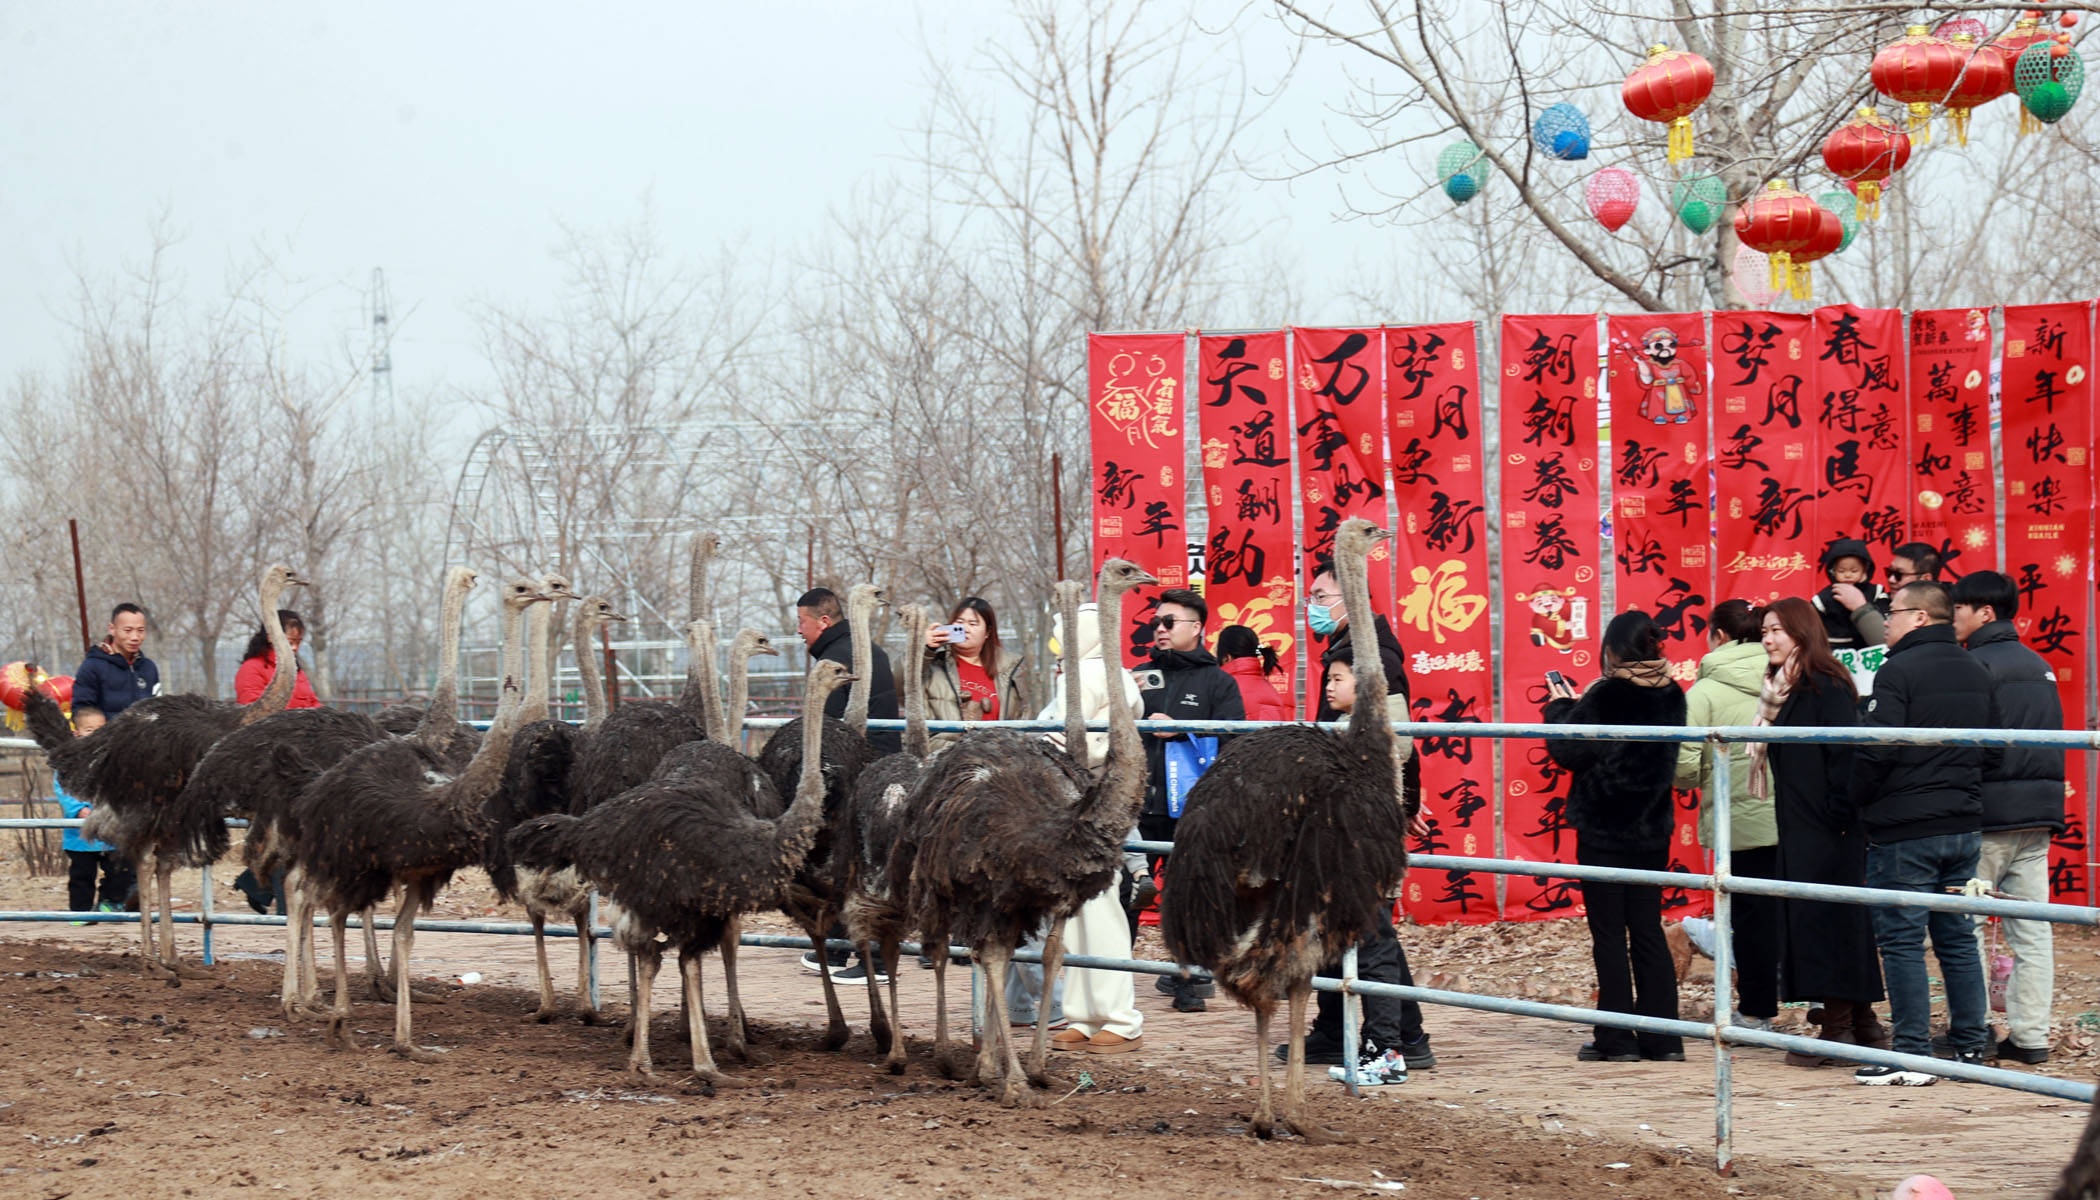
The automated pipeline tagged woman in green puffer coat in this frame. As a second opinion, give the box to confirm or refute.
[1673,599,1780,1029]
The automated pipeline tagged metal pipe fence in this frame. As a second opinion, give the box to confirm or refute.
[3,716,2096,1177]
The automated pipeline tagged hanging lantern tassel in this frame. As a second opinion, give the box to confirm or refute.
[1790,260,1815,301]
[1854,179,1881,222]
[1904,101,1933,143]
[1669,115,1695,163]
[1769,250,1792,293]
[1948,107,1970,145]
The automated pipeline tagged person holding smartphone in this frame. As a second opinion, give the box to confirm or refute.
[1542,610,1689,1063]
[922,596,1026,750]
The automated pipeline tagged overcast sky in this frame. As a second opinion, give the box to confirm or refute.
[2,1,1396,433]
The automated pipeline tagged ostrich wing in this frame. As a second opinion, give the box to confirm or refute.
[567,701,706,813]
[756,715,876,871]
[46,693,247,860]
[1159,725,1410,998]
[483,718,581,901]
[183,707,389,875]
[293,736,474,915]
[840,750,926,902]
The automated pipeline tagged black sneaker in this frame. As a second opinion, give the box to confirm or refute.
[1998,1038,2050,1065]
[799,949,851,974]
[1153,971,1215,998]
[1277,1036,1347,1066]
[1856,1063,1937,1086]
[1577,1042,1640,1062]
[1170,982,1207,1013]
[835,961,889,984]
[1397,1034,1437,1070]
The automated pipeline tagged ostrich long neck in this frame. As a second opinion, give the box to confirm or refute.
[494,596,528,726]
[451,600,534,823]
[727,638,757,745]
[1057,583,1086,771]
[688,621,723,739]
[901,606,930,759]
[769,673,845,870]
[539,598,570,722]
[419,572,471,743]
[1082,575,1145,830]
[576,613,610,735]
[518,599,554,725]
[1340,538,1396,762]
[241,575,297,723]
[844,590,876,731]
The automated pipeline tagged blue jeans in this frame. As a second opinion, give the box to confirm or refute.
[1866,832,1988,1057]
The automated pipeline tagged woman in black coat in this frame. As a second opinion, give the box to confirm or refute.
[1543,611,1690,1063]
[1749,597,1887,1065]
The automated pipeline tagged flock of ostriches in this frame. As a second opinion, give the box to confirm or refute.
[20,520,1414,1142]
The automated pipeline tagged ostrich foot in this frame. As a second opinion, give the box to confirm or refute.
[169,959,214,981]
[284,999,329,1021]
[627,1064,658,1085]
[369,977,396,1002]
[1251,1116,1276,1140]
[409,987,449,1004]
[388,1043,443,1065]
[1025,1062,1054,1090]
[870,1022,894,1056]
[820,1019,850,1052]
[685,1069,748,1089]
[324,1018,357,1052]
[727,1040,772,1065]
[1285,1118,1358,1146]
[996,1075,1033,1109]
[532,1004,563,1023]
[574,1006,605,1026]
[142,960,179,983]
[935,1050,965,1081]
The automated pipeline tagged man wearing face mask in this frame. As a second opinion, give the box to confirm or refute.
[1283,557,1437,1076]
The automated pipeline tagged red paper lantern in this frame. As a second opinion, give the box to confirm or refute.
[1783,204,1846,301]
[1733,180,1821,294]
[1622,44,1714,164]
[1993,13,2056,135]
[1820,107,1911,221]
[0,662,70,731]
[1940,34,2012,145]
[1871,25,1966,144]
[1585,167,1640,232]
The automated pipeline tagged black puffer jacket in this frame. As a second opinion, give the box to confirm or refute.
[1139,646,1245,816]
[808,619,901,755]
[1848,623,1993,844]
[1964,620,2068,834]
[1811,537,1889,652]
[1543,676,1689,856]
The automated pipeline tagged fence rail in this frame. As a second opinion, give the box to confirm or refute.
[2,716,2095,1176]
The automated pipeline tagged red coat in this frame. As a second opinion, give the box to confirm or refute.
[234,650,320,708]
[1222,655,1291,722]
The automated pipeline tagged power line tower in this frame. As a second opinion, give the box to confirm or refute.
[368,267,394,406]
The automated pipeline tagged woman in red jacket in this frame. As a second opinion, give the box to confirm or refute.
[1216,624,1291,722]
[233,609,320,707]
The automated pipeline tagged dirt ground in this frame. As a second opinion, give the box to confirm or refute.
[0,836,2093,1199]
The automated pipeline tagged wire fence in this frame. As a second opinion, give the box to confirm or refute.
[1,716,2095,1176]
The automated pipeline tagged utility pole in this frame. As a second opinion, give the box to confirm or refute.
[369,268,394,407]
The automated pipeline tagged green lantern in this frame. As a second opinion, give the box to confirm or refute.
[2015,41,2084,125]
[1818,189,1862,252]
[1672,174,1726,234]
[1436,141,1486,205]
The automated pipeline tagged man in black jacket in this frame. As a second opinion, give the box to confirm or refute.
[71,602,159,734]
[1953,571,2064,1065]
[1138,587,1242,1013]
[1281,559,1437,1074]
[1849,580,1993,1085]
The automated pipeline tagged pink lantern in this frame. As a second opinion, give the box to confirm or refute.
[1730,244,1779,305]
[1586,167,1640,232]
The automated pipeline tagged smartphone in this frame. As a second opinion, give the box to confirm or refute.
[1134,668,1166,692]
[1544,670,1570,691]
[938,623,969,644]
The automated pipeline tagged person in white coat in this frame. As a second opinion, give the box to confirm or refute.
[1008,601,1147,1053]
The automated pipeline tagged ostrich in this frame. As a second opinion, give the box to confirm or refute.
[886,560,1154,1105]
[20,563,309,982]
[1160,516,1413,1144]
[754,582,881,1051]
[839,601,938,1074]
[296,575,555,1060]
[509,658,856,1083]
[487,592,627,1024]
[176,566,482,1017]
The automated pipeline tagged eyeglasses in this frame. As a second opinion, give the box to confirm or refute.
[1154,616,1199,629]
[1887,568,1925,582]
[1888,606,1927,618]
[1307,591,1341,604]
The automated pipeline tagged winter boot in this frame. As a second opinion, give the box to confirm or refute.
[1851,1002,1891,1051]
[1785,999,1858,1068]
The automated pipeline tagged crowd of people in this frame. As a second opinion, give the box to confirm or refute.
[1549,539,2063,1087]
[43,534,2055,1089]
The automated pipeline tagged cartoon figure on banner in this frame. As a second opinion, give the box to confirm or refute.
[1516,584,1585,652]
[1613,326,1705,425]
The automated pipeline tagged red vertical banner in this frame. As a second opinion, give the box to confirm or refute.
[2002,302,2094,906]
[1607,313,1713,918]
[1712,313,1816,605]
[1906,308,1999,577]
[1088,332,1188,666]
[1810,305,1909,555]
[1386,322,1496,925]
[1197,332,1299,700]
[1499,314,1601,921]
[1292,327,1392,717]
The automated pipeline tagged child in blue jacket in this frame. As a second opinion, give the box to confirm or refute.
[58,784,135,915]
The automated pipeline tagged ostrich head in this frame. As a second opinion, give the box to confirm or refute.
[731,629,779,661]
[809,657,855,699]
[537,573,581,603]
[260,562,308,597]
[577,595,628,635]
[1334,517,1393,561]
[446,565,480,597]
[1096,558,1159,598]
[847,582,889,613]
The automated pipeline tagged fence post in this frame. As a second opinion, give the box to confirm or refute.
[586,890,601,1011]
[1340,945,1362,1096]
[1710,746,1734,1177]
[200,865,216,966]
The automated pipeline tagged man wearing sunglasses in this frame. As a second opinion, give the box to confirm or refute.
[1135,587,1243,1013]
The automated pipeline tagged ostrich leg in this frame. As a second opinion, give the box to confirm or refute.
[528,912,559,1021]
[281,876,317,1018]
[860,939,893,1056]
[1027,918,1068,1086]
[677,948,744,1087]
[1250,1000,1278,1139]
[930,924,961,1079]
[808,919,850,1051]
[718,916,765,1062]
[158,860,209,979]
[134,850,170,980]
[387,889,441,1063]
[572,904,602,1024]
[975,943,1030,1107]
[1283,979,1355,1145]
[628,944,662,1080]
[324,912,356,1051]
[367,904,449,1005]
[880,939,907,1075]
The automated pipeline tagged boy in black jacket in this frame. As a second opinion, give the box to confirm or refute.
[1849,580,1993,1085]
